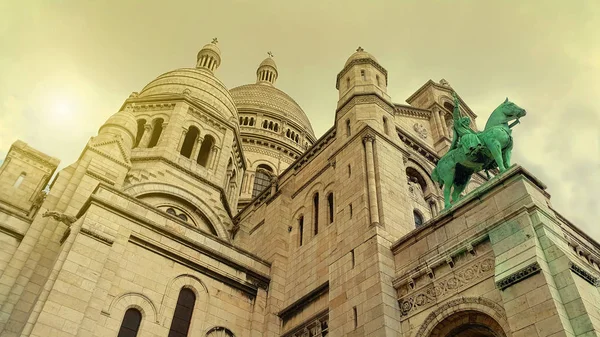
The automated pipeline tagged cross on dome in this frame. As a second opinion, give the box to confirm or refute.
[267,51,274,58]
[356,46,364,52]
[211,37,218,44]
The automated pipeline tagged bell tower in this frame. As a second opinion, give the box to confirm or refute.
[335,47,395,140]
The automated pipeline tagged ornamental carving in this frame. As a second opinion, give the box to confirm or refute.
[570,262,600,287]
[495,262,541,290]
[413,123,428,139]
[398,257,494,317]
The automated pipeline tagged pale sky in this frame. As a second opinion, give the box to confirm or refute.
[1,1,598,239]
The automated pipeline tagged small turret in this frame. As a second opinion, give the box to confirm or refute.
[196,38,221,72]
[256,52,278,86]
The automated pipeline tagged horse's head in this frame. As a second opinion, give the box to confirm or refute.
[500,97,527,121]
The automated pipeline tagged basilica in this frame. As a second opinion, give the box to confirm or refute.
[1,40,599,337]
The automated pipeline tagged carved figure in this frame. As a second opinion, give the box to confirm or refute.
[42,210,78,227]
[431,92,526,208]
[29,190,47,216]
[413,123,428,139]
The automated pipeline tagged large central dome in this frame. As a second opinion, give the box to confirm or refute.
[138,42,238,121]
[230,83,314,137]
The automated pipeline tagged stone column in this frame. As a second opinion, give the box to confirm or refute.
[363,134,380,226]
[432,108,444,140]
[177,129,188,152]
[438,110,449,138]
[139,123,153,148]
[156,122,168,146]
[191,136,204,162]
[208,146,219,170]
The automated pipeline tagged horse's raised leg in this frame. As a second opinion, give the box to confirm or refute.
[485,139,506,172]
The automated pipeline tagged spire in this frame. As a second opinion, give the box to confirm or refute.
[196,38,221,72]
[256,51,278,86]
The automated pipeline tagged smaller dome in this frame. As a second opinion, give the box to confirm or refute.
[196,38,221,72]
[255,54,279,86]
[258,57,277,70]
[345,47,379,67]
[98,109,137,142]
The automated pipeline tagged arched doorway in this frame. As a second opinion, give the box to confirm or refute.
[428,310,507,337]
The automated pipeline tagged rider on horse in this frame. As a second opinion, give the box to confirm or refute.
[448,92,482,157]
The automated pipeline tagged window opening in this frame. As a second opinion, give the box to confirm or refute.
[180,127,199,158]
[313,193,319,235]
[168,288,195,337]
[117,308,142,337]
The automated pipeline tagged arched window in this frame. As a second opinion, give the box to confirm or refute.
[286,129,290,137]
[244,117,248,125]
[298,215,304,247]
[239,117,243,124]
[406,167,428,196]
[250,117,255,126]
[376,74,380,86]
[327,192,334,224]
[252,164,273,198]
[117,308,142,337]
[414,210,424,228]
[134,119,146,148]
[295,135,299,143]
[346,77,350,89]
[383,117,388,135]
[443,102,454,112]
[178,213,188,222]
[168,288,195,337]
[360,69,366,81]
[197,135,214,167]
[313,193,319,235]
[166,208,176,216]
[13,173,26,188]
[148,118,164,148]
[262,120,268,129]
[268,121,273,130]
[274,123,279,132]
[346,119,351,137]
[206,326,235,336]
[180,127,199,158]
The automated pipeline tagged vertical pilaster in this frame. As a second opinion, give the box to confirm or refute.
[363,135,379,227]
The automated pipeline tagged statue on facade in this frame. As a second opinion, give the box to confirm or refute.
[431,92,526,209]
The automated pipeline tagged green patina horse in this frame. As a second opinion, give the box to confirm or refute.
[431,94,526,209]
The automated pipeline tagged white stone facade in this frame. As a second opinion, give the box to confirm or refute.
[0,41,596,337]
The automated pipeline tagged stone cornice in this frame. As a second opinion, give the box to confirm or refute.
[129,235,268,297]
[80,227,114,246]
[405,80,477,118]
[278,281,329,321]
[7,140,60,168]
[396,127,439,164]
[336,93,395,117]
[393,104,432,120]
[0,222,25,241]
[336,58,388,89]
[80,184,272,269]
[570,262,600,287]
[496,262,541,290]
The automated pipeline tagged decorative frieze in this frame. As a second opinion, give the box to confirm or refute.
[398,257,494,317]
[80,227,114,246]
[495,262,541,290]
[570,262,600,287]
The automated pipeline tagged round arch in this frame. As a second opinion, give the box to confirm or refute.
[107,292,159,323]
[123,182,228,238]
[160,274,211,334]
[414,297,511,337]
[405,158,440,196]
